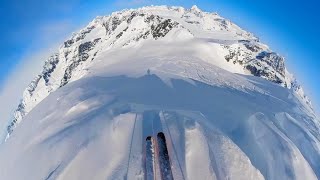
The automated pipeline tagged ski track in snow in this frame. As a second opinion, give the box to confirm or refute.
[9,5,314,140]
[1,72,319,180]
[0,5,319,180]
[185,121,216,180]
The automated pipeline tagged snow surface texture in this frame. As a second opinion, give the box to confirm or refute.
[1,5,319,180]
[7,5,314,137]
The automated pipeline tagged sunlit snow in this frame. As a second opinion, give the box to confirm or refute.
[1,5,319,180]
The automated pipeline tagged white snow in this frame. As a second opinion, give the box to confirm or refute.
[185,122,216,180]
[1,63,319,179]
[1,5,319,180]
[10,4,313,136]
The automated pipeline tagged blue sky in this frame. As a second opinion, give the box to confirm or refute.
[0,0,319,136]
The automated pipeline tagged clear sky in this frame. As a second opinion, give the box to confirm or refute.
[0,0,319,138]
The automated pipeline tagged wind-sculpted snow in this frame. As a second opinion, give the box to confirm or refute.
[1,5,319,179]
[0,71,319,179]
[7,5,313,137]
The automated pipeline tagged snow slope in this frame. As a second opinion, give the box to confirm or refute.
[7,5,313,137]
[1,65,319,179]
[1,5,319,180]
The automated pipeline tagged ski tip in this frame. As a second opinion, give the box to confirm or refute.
[157,132,165,137]
[146,136,152,141]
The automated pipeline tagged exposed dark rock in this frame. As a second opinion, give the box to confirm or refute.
[64,39,74,48]
[242,41,261,52]
[116,32,123,39]
[64,26,95,48]
[7,102,26,134]
[103,16,124,35]
[245,63,284,84]
[42,54,59,84]
[145,15,161,24]
[245,64,264,77]
[151,19,179,39]
[256,51,285,76]
[215,19,230,29]
[225,51,236,62]
[27,75,42,94]
[61,40,100,87]
[127,11,138,23]
[111,17,121,31]
[75,26,95,42]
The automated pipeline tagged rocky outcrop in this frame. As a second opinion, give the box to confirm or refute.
[6,5,313,138]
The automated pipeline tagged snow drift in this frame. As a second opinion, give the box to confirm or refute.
[0,5,319,180]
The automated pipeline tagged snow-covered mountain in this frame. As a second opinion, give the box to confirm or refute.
[7,5,313,136]
[1,5,319,180]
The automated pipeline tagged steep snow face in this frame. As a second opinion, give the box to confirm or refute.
[0,67,319,179]
[6,6,314,143]
[1,6,319,178]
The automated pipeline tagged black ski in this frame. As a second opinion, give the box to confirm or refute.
[145,136,155,180]
[157,132,174,180]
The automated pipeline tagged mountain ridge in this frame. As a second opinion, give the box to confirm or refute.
[6,5,313,137]
[1,5,320,180]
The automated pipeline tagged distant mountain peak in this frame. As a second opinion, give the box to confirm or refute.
[6,5,314,138]
[1,6,319,180]
[191,5,201,12]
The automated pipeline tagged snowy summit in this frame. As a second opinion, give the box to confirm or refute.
[1,5,319,180]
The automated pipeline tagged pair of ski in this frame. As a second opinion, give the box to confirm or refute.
[145,132,173,180]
